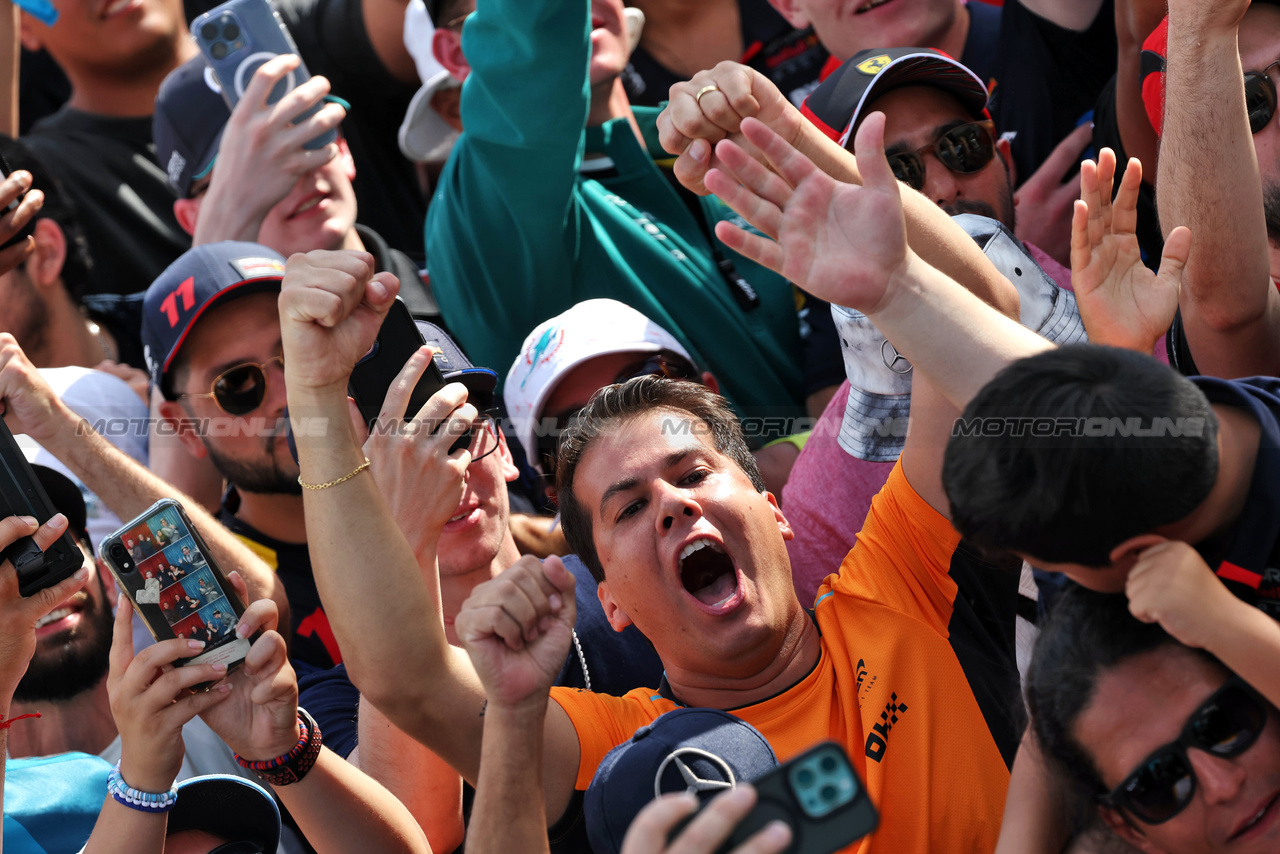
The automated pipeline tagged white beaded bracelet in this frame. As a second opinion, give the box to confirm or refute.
[107,764,179,813]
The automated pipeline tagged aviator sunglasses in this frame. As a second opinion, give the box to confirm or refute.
[1097,676,1269,825]
[1245,61,1280,134]
[177,355,284,416]
[885,119,998,192]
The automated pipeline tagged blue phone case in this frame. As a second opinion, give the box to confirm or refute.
[192,0,337,150]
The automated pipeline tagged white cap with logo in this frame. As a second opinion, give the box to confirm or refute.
[504,299,692,467]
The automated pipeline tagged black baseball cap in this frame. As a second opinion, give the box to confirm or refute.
[801,47,990,148]
[414,319,498,408]
[585,708,779,854]
[30,465,89,547]
[141,242,287,399]
[166,774,281,852]
[153,54,349,198]
[154,56,229,198]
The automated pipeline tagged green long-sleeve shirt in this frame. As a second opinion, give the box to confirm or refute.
[425,0,804,437]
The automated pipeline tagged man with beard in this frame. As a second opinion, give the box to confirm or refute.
[142,242,342,670]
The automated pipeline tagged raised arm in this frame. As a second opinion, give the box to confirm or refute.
[1157,0,1280,377]
[656,62,1020,321]
[0,336,289,623]
[278,250,583,822]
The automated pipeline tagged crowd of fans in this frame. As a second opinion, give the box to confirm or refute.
[1,0,1278,852]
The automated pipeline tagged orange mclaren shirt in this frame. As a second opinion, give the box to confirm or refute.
[551,461,1021,853]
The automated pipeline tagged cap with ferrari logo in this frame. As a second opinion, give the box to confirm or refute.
[801,47,990,148]
[141,241,287,399]
[585,707,778,854]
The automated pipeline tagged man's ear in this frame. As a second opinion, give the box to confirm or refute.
[336,136,356,182]
[597,580,633,632]
[497,429,520,483]
[18,14,44,52]
[767,491,794,541]
[996,137,1016,186]
[97,558,120,601]
[432,29,470,83]
[1108,534,1168,574]
[173,198,201,237]
[764,0,810,29]
[700,371,720,395]
[157,399,211,460]
[26,218,67,288]
[1099,806,1164,854]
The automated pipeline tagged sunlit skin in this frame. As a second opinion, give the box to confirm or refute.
[577,409,813,696]
[1076,648,1280,854]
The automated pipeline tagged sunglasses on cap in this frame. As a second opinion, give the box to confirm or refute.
[178,355,284,416]
[534,352,700,476]
[1097,676,1269,825]
[1245,61,1280,134]
[885,119,998,193]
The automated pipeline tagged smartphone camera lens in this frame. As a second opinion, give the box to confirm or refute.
[820,755,837,773]
[210,41,228,59]
[795,768,815,788]
[820,784,839,803]
[222,21,240,39]
[200,21,218,40]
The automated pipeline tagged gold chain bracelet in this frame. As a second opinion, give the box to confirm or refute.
[298,457,371,490]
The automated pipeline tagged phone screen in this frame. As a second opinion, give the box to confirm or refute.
[112,504,249,669]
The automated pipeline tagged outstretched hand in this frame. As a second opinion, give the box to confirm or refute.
[706,112,910,314]
[1071,150,1190,354]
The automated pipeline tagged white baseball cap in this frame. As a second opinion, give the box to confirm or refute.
[504,299,692,469]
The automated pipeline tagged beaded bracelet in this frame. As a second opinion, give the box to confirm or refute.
[107,764,179,813]
[235,706,323,786]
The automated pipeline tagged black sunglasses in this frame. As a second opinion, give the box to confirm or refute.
[178,355,284,416]
[1098,677,1269,825]
[885,119,998,193]
[1244,61,1280,134]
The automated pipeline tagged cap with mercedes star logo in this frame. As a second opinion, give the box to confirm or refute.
[801,47,990,148]
[585,708,778,854]
[142,242,287,399]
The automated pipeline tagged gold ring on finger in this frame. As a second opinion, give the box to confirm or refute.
[694,84,721,107]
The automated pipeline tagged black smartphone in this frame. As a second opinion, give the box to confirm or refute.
[0,419,84,597]
[99,500,256,687]
[349,298,470,453]
[0,151,36,251]
[680,742,878,854]
[192,0,338,150]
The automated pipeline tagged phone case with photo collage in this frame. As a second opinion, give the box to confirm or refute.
[99,499,253,675]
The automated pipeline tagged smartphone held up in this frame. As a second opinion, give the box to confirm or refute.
[99,499,256,683]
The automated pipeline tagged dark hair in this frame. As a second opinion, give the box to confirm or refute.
[1027,586,1215,830]
[0,136,94,302]
[943,346,1219,567]
[555,376,765,582]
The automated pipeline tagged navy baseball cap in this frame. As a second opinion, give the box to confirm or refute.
[167,774,281,852]
[154,56,229,198]
[801,47,990,149]
[585,708,779,854]
[142,242,287,399]
[153,54,350,197]
[415,319,498,409]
